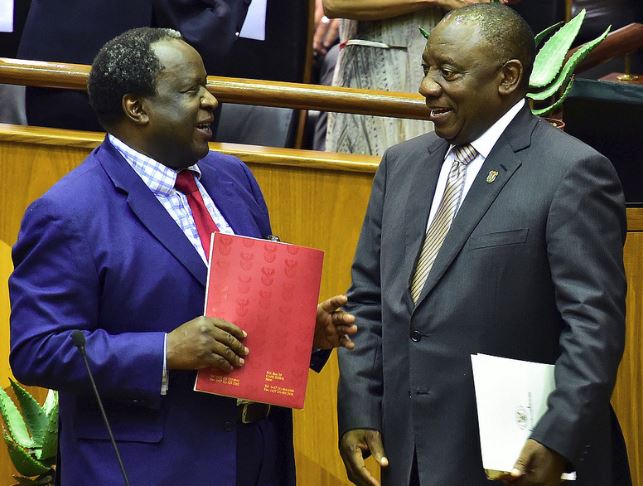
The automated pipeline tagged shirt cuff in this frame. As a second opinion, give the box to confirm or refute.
[161,333,169,395]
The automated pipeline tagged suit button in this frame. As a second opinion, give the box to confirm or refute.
[224,421,234,432]
[410,330,422,342]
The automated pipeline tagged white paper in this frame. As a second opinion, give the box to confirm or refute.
[0,0,13,33]
[471,353,576,481]
[239,0,266,41]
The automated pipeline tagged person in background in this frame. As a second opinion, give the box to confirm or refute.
[311,0,341,151]
[10,27,356,485]
[322,0,514,156]
[337,4,630,485]
[16,0,250,131]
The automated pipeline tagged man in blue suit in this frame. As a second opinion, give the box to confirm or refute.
[9,27,355,485]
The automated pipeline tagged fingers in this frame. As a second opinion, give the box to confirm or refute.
[167,316,249,371]
[314,295,358,350]
[208,317,247,342]
[319,294,348,313]
[320,294,356,325]
[313,23,329,55]
[340,430,384,486]
[324,21,339,47]
[365,431,389,468]
[505,439,566,486]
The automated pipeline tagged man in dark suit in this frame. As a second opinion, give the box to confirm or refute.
[9,27,355,485]
[17,0,250,131]
[337,4,630,486]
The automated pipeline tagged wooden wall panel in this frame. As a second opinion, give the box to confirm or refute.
[245,163,379,485]
[0,126,640,486]
[613,229,642,486]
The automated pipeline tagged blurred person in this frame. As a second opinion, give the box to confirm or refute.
[323,0,510,156]
[16,0,250,131]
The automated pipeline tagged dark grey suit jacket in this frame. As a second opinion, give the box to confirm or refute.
[338,105,631,485]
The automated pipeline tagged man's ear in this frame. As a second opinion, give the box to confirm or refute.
[498,59,524,96]
[122,94,149,125]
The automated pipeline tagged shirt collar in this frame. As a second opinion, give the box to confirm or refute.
[446,98,525,160]
[108,134,202,196]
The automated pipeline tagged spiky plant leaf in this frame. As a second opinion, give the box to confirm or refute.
[13,474,55,485]
[534,21,564,47]
[418,26,430,40]
[10,380,47,447]
[42,390,57,417]
[528,26,610,101]
[0,388,34,448]
[3,431,50,477]
[531,75,575,116]
[530,9,586,88]
[36,400,58,462]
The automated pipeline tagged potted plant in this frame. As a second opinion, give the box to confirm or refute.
[420,8,611,117]
[0,380,57,486]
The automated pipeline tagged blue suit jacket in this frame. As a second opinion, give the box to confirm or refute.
[9,138,298,485]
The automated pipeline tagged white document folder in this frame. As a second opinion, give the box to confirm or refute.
[471,353,576,481]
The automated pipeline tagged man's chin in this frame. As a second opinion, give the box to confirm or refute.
[194,145,210,161]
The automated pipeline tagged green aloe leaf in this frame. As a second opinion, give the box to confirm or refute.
[42,390,57,417]
[531,75,575,116]
[10,380,47,447]
[13,473,55,485]
[36,398,58,462]
[534,21,564,47]
[3,431,50,477]
[530,9,586,88]
[0,388,34,448]
[418,26,430,40]
[528,26,610,101]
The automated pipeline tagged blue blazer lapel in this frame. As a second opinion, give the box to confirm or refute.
[403,138,448,312]
[198,161,268,239]
[96,139,207,286]
[413,105,537,309]
[199,171,243,234]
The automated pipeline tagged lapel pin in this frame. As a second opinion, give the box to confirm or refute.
[486,170,499,184]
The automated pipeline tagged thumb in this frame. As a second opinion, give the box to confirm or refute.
[511,449,529,478]
[366,431,389,467]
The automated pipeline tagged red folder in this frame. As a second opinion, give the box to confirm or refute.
[194,233,324,408]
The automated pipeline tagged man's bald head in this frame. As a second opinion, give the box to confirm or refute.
[441,4,535,92]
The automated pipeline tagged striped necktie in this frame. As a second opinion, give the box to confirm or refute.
[409,144,478,304]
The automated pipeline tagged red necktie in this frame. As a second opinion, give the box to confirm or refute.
[174,170,219,259]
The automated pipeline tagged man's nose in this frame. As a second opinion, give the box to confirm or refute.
[419,74,440,98]
[201,89,218,110]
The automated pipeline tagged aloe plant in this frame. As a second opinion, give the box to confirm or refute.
[528,9,610,116]
[0,380,57,485]
[419,8,610,117]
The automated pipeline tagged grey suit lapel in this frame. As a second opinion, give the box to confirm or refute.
[412,105,537,310]
[402,138,448,311]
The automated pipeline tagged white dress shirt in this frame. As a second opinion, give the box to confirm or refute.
[426,99,525,230]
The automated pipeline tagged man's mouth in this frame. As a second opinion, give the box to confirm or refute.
[428,107,452,123]
[195,121,213,138]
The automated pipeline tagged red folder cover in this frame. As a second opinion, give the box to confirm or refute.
[194,233,324,408]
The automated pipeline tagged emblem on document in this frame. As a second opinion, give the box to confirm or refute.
[515,405,529,430]
[486,170,499,183]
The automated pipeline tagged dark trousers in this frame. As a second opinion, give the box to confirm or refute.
[236,414,283,486]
